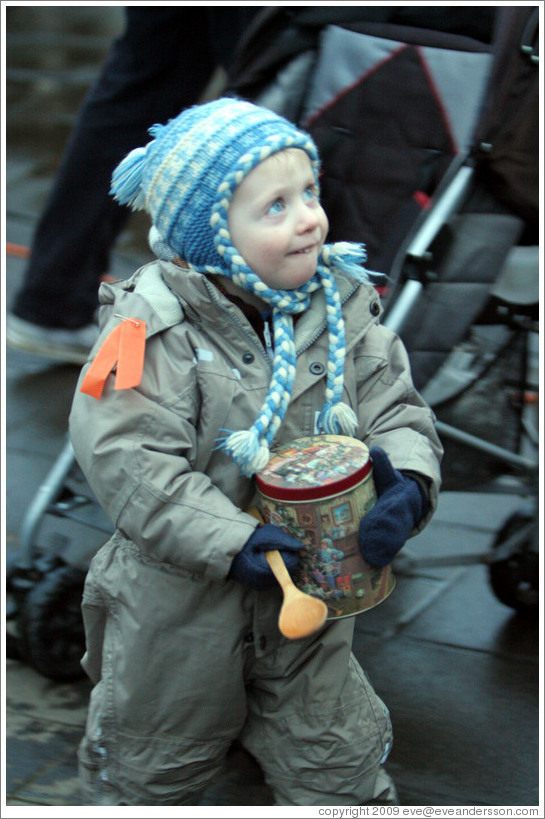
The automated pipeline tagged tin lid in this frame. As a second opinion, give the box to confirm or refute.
[256,435,371,501]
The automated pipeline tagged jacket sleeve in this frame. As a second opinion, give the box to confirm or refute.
[68,335,259,582]
[353,323,443,530]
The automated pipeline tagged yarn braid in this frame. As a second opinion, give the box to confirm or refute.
[192,136,373,476]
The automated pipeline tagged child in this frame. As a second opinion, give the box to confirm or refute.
[69,97,442,806]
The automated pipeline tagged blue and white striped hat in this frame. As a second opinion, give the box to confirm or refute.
[111,98,370,476]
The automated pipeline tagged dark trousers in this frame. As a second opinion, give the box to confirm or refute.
[13,8,256,328]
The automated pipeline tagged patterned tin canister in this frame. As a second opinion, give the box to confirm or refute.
[256,435,395,620]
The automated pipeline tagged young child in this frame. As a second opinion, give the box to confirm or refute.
[69,97,442,806]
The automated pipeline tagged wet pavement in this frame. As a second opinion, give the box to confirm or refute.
[3,6,542,811]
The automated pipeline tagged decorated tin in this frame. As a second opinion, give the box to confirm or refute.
[256,435,395,620]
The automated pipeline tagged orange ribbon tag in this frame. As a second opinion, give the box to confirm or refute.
[80,318,146,399]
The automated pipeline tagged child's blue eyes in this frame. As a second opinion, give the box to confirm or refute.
[266,187,318,215]
[303,186,318,202]
[267,199,285,215]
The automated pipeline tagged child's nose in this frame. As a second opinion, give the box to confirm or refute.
[296,202,319,233]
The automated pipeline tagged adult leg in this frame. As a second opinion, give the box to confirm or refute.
[11,8,221,329]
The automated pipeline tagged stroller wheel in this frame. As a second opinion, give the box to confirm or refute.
[488,511,538,615]
[6,631,26,662]
[19,564,87,682]
[5,551,39,662]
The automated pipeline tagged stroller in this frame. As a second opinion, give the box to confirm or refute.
[6,6,539,681]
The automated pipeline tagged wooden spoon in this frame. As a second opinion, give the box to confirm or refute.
[246,507,327,639]
[265,549,328,640]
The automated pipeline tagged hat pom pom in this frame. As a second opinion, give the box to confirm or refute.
[219,429,271,477]
[148,123,165,140]
[110,146,149,210]
[317,401,358,438]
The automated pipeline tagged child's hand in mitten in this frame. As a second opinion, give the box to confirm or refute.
[358,446,428,568]
[229,524,303,590]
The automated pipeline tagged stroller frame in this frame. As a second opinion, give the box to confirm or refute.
[381,156,539,599]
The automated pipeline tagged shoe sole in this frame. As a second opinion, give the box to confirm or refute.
[6,328,90,366]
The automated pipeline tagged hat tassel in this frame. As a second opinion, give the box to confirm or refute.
[322,242,370,285]
[317,401,358,438]
[218,428,271,477]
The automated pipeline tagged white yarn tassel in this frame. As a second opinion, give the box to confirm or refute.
[317,401,358,437]
[221,429,271,477]
[322,242,371,285]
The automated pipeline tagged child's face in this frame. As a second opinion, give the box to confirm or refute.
[228,149,329,291]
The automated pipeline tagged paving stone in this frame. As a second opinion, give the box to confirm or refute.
[351,635,540,807]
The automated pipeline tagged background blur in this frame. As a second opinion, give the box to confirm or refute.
[3,5,541,810]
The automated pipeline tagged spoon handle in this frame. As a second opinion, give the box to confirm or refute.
[245,508,298,593]
[265,550,296,591]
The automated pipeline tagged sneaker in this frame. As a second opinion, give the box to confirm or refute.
[6,313,99,365]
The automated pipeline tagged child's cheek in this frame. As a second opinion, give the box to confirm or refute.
[319,207,329,241]
[250,235,282,276]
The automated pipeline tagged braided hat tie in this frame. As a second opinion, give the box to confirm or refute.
[111,99,371,476]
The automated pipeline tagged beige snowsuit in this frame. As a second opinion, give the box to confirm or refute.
[69,259,442,805]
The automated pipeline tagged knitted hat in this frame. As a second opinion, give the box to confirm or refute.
[111,98,371,477]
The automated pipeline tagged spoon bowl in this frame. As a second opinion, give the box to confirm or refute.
[246,507,328,640]
[266,549,328,639]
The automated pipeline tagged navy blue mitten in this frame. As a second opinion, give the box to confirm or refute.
[358,446,429,568]
[229,524,303,591]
